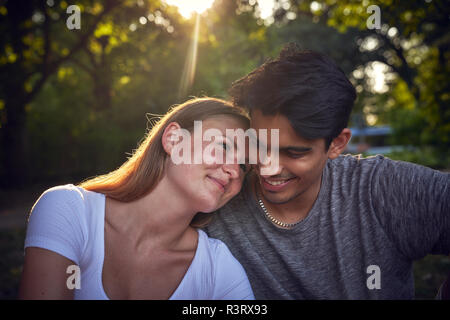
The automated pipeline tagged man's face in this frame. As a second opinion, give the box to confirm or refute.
[251,109,331,205]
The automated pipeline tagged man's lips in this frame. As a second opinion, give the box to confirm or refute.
[261,177,297,192]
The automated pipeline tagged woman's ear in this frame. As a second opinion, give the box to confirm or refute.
[327,128,352,159]
[161,122,183,156]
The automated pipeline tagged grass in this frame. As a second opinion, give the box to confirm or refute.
[0,228,25,299]
[413,255,450,298]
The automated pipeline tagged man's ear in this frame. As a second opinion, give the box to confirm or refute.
[161,122,182,156]
[327,128,351,159]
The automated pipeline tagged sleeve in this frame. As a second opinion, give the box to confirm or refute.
[370,157,450,260]
[24,185,87,265]
[212,241,255,300]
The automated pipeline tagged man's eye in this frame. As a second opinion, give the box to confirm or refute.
[287,152,305,159]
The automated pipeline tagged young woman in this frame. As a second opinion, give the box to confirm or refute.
[19,97,254,300]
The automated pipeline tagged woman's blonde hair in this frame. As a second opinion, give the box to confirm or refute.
[78,97,249,227]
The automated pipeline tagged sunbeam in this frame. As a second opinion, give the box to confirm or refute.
[178,13,200,100]
[165,0,215,18]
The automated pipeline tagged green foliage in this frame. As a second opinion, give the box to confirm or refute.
[291,0,449,150]
[387,148,450,170]
[414,255,450,299]
[0,0,448,182]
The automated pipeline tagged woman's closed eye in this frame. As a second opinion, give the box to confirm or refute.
[221,142,231,151]
[218,140,249,173]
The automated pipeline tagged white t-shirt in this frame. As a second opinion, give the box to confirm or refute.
[24,184,255,300]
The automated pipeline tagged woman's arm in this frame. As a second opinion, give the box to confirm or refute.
[19,247,76,299]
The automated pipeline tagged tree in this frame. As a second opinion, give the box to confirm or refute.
[276,0,450,164]
[0,0,127,187]
[0,0,209,184]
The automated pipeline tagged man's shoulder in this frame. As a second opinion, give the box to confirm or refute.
[331,153,385,167]
[328,153,429,176]
[324,154,446,194]
[325,154,386,182]
[335,154,448,180]
[206,176,255,233]
[217,187,250,215]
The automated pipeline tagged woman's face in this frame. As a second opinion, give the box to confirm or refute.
[164,115,249,213]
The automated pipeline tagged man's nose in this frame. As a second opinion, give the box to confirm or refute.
[258,154,282,177]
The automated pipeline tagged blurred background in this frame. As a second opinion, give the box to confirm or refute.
[0,0,449,299]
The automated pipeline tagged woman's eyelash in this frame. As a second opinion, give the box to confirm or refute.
[219,142,247,172]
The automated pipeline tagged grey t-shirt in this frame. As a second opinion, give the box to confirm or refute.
[204,154,450,299]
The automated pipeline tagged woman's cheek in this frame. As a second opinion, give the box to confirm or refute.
[203,143,226,165]
[230,178,244,197]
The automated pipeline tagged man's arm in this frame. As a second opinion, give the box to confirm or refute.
[370,157,450,260]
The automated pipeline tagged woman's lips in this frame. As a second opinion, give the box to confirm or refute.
[261,177,296,192]
[207,176,225,193]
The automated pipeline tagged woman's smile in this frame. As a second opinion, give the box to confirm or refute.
[207,175,227,193]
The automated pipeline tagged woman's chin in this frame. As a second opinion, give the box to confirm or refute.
[194,197,223,214]
[198,202,220,214]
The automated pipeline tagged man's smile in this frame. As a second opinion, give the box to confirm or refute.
[261,176,298,192]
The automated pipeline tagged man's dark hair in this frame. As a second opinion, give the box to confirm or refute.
[229,43,357,150]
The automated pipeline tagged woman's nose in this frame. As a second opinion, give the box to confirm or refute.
[222,163,240,179]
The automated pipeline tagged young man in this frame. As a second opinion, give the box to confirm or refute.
[204,44,450,299]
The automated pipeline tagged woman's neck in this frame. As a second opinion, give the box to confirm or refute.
[105,176,198,252]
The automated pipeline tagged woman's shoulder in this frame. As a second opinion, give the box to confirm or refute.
[25,184,97,265]
[38,183,84,199]
[196,229,255,299]
[34,184,101,209]
[30,184,80,212]
[197,229,241,267]
[28,184,104,227]
[197,229,228,253]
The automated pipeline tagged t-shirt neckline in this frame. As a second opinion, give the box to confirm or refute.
[96,193,202,300]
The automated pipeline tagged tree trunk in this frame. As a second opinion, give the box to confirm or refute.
[1,96,28,188]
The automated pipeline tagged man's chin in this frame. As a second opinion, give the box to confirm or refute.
[258,183,304,203]
[261,192,299,205]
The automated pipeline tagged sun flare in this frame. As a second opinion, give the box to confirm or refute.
[165,0,215,18]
